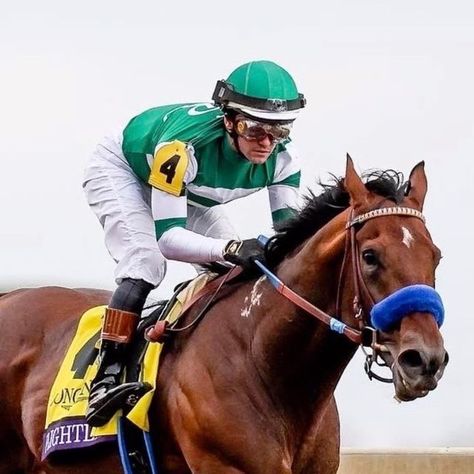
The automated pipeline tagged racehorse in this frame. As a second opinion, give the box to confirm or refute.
[0,158,448,473]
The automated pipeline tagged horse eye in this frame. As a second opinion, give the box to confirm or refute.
[362,249,378,266]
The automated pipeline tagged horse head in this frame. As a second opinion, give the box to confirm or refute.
[342,156,448,401]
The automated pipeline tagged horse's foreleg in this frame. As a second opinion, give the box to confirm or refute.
[187,459,249,474]
[182,448,292,474]
[0,432,32,474]
[293,396,340,474]
[175,432,293,474]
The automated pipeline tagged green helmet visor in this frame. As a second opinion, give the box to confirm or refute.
[212,80,306,114]
[235,117,292,144]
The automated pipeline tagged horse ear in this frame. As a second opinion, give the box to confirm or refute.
[406,161,427,210]
[344,154,369,208]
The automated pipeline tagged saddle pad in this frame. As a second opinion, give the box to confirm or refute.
[42,273,213,460]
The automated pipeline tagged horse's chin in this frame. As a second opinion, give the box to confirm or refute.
[392,367,431,402]
[377,341,441,402]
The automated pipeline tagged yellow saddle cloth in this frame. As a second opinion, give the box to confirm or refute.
[42,273,212,460]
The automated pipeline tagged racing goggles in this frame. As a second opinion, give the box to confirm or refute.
[235,118,292,144]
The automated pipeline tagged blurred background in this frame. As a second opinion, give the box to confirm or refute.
[1,0,473,449]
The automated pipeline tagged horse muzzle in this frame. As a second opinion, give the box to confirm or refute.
[392,342,449,401]
[380,310,449,401]
[367,283,448,400]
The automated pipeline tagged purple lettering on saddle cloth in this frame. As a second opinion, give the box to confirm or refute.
[41,417,115,460]
[370,284,445,332]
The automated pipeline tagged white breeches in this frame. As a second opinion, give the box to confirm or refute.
[83,133,238,286]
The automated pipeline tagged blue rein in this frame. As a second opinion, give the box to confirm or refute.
[255,234,444,340]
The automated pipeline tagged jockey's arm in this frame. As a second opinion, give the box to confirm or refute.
[268,183,300,230]
[152,187,228,263]
[268,142,302,230]
[148,139,229,263]
[159,227,228,263]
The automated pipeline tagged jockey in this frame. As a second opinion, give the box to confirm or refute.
[83,60,306,427]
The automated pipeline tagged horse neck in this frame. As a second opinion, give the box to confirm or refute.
[251,209,357,416]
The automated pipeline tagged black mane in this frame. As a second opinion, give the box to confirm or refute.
[204,168,408,277]
[266,169,407,266]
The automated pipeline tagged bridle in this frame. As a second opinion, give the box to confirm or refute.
[256,205,427,383]
[341,205,425,381]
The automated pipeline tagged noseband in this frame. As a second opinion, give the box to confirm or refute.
[256,205,444,383]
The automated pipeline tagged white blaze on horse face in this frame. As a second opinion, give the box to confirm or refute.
[401,226,414,248]
[241,276,265,318]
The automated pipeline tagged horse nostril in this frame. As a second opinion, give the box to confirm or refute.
[443,351,450,366]
[398,349,424,369]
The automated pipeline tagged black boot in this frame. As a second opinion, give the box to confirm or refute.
[86,279,154,427]
[86,338,151,427]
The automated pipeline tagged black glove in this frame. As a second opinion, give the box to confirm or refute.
[223,238,266,270]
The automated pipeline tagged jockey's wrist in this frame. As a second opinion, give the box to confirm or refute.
[222,238,264,269]
[223,240,242,260]
[159,227,230,263]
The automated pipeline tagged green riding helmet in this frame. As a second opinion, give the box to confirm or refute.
[212,60,306,122]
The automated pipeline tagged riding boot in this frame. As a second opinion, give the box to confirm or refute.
[86,307,152,427]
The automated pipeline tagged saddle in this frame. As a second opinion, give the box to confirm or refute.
[43,268,245,472]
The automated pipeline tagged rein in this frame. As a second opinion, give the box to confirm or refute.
[255,259,364,344]
[146,267,242,342]
[256,205,434,383]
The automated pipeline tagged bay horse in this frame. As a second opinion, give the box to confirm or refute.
[0,158,448,473]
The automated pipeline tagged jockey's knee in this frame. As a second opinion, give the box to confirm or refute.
[114,246,166,289]
[110,278,154,314]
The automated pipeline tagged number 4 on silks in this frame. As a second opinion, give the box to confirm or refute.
[148,140,189,196]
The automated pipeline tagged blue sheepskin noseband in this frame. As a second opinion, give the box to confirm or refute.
[370,284,444,332]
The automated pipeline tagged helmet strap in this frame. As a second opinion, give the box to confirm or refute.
[213,79,306,112]
[223,109,243,156]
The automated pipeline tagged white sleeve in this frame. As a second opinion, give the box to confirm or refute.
[151,187,187,223]
[268,184,300,214]
[158,226,229,263]
[272,141,301,184]
[268,141,302,216]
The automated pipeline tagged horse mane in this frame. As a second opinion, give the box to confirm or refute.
[205,168,407,276]
[266,168,407,266]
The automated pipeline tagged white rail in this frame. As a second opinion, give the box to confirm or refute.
[342,447,474,455]
[338,448,474,474]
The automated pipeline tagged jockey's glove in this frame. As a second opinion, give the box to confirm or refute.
[223,238,266,270]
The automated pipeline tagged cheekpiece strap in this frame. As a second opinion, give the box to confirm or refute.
[347,206,425,229]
